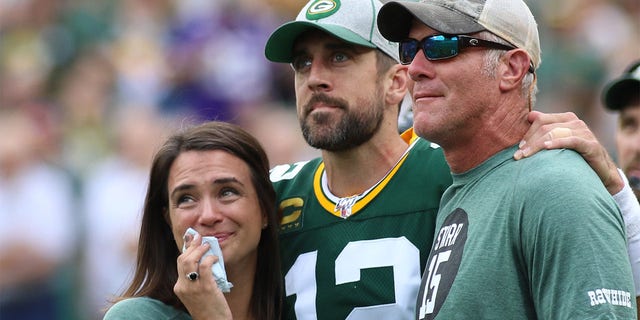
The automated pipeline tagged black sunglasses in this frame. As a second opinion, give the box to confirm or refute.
[399,34,534,73]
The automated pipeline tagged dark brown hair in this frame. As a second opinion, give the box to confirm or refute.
[112,121,282,320]
[375,49,397,77]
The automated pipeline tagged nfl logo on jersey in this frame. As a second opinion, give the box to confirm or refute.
[335,195,358,218]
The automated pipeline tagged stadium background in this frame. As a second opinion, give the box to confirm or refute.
[0,0,637,319]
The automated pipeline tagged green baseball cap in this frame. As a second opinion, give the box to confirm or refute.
[265,0,398,63]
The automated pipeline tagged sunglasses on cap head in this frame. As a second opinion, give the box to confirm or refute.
[399,34,535,73]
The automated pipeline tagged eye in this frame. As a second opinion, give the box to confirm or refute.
[175,194,196,208]
[620,118,639,135]
[332,52,349,63]
[220,187,240,198]
[291,55,312,72]
[219,187,242,204]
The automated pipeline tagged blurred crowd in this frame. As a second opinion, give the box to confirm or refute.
[0,0,637,319]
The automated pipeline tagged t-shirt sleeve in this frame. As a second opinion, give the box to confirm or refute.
[103,297,190,320]
[518,150,636,318]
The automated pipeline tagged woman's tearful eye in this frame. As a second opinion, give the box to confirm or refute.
[175,194,196,209]
[219,187,241,202]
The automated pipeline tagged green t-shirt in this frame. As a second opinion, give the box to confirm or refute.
[270,137,452,320]
[103,297,191,320]
[416,146,636,319]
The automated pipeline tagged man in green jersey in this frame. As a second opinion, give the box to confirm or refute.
[266,1,449,318]
[377,0,636,318]
[263,0,639,319]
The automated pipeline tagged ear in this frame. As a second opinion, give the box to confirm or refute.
[261,212,269,230]
[498,49,530,91]
[385,64,410,107]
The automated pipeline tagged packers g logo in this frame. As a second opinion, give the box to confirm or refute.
[306,0,341,20]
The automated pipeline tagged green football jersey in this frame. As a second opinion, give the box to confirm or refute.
[270,134,452,320]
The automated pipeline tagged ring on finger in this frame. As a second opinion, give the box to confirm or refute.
[187,271,199,281]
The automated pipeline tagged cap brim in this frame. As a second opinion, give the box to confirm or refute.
[603,78,640,111]
[265,21,376,63]
[378,1,484,42]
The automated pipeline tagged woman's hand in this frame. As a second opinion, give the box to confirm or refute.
[174,232,232,320]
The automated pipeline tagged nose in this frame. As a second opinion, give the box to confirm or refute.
[198,198,224,226]
[306,61,332,92]
[407,48,435,82]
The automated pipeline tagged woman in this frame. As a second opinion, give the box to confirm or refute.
[104,121,283,320]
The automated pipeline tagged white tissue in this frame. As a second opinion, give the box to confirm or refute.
[182,227,233,292]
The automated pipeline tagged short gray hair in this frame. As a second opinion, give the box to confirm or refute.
[477,31,538,108]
